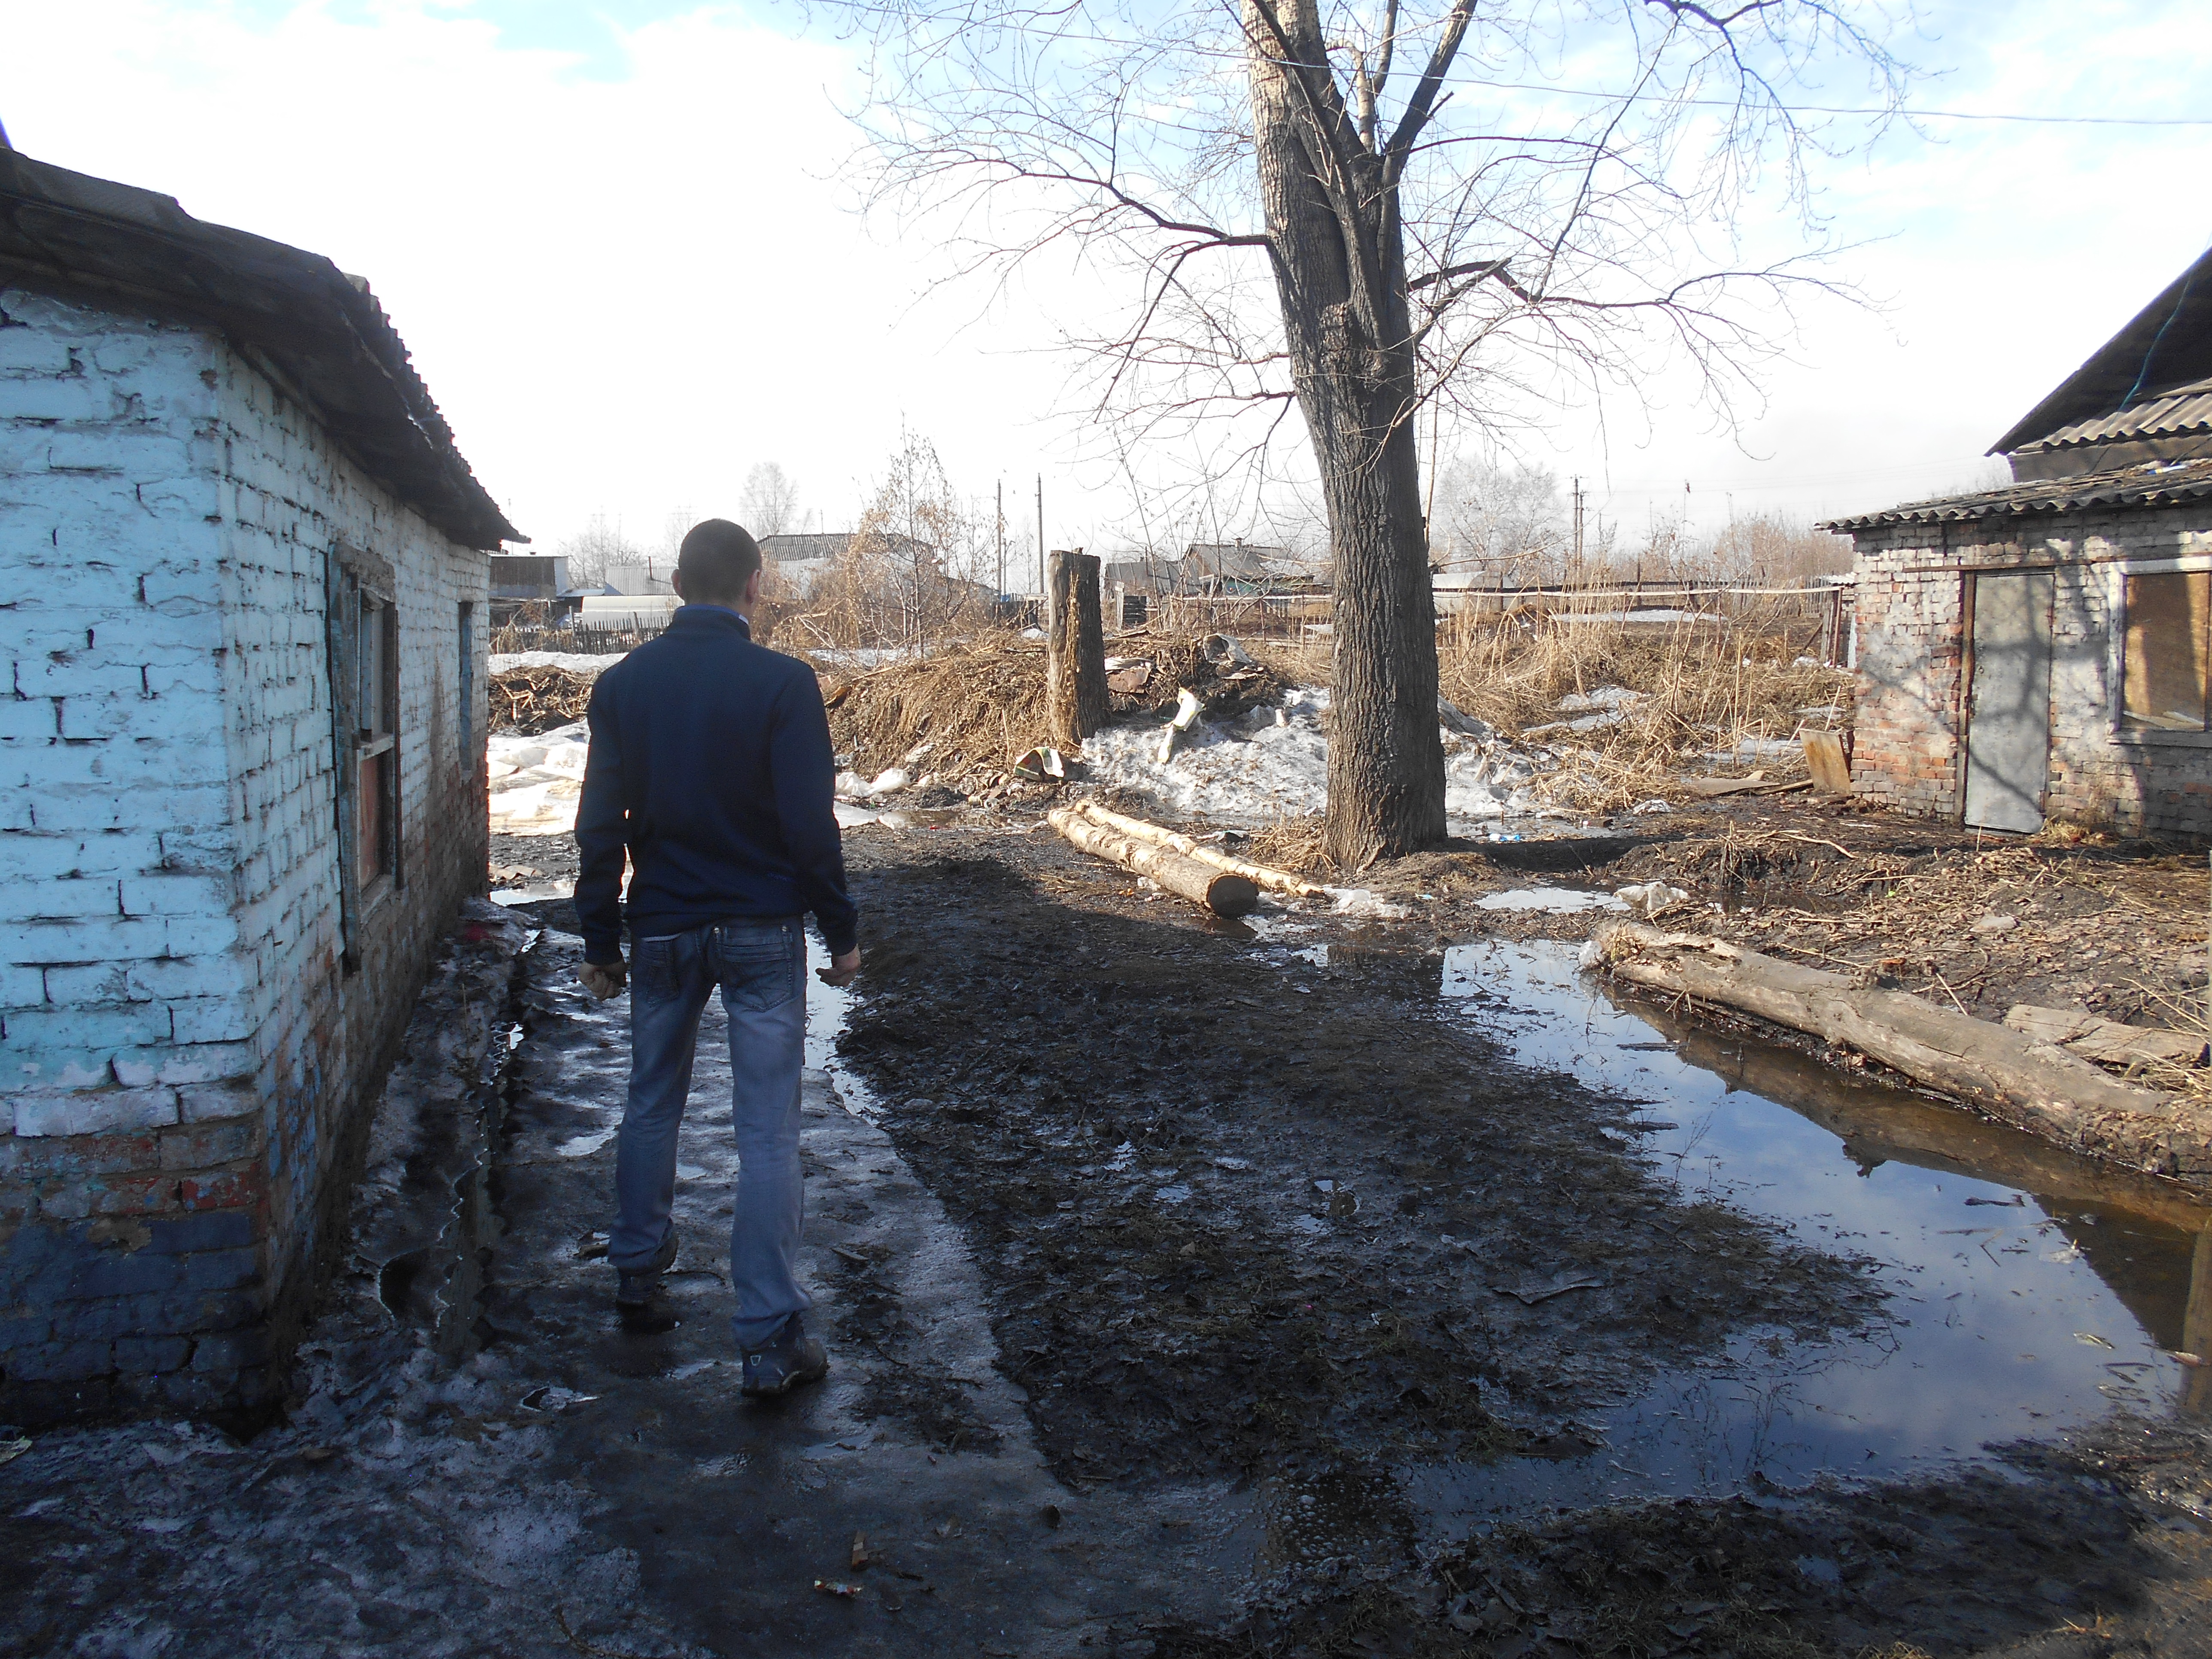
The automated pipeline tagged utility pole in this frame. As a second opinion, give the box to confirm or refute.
[996,479,1005,600]
[1571,477,1584,587]
[1035,474,1045,599]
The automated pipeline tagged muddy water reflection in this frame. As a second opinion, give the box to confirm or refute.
[1424,939,2211,1524]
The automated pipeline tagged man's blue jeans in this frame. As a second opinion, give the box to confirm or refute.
[609,918,810,1351]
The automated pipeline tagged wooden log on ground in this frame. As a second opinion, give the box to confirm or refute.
[1587,921,2212,1187]
[1624,995,2212,1235]
[1049,807,1260,917]
[1075,801,1328,898]
[1045,549,1107,748]
[2003,1004,2209,1069]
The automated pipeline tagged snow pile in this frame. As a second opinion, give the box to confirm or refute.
[489,650,623,676]
[489,722,589,836]
[1081,685,1559,829]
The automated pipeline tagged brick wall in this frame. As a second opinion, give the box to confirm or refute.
[1,283,490,1420]
[1848,508,2212,836]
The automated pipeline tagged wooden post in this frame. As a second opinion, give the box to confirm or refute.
[1045,548,1107,747]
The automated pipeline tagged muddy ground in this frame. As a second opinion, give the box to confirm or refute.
[10,815,2212,1656]
[824,823,2212,1657]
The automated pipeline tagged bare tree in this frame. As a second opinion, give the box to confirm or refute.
[817,431,982,656]
[556,512,645,591]
[844,0,1905,861]
[1432,458,1568,586]
[739,462,803,538]
[1702,511,1852,584]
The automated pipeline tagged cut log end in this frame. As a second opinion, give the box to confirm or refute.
[1200,872,1261,918]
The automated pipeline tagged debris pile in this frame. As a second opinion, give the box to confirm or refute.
[824,635,1049,785]
[823,630,1290,793]
[489,664,598,735]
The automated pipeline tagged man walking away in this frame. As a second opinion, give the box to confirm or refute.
[573,519,861,1398]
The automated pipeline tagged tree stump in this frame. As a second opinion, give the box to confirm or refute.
[1046,549,1107,747]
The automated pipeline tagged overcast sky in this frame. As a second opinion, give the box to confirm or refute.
[3,0,2208,572]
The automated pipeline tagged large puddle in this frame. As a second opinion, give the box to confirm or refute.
[1412,937,2210,1527]
[810,917,2210,1548]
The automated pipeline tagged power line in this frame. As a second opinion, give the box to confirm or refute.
[808,1,2212,129]
[1445,73,2212,128]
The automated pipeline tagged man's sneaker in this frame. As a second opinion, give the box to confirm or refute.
[741,1314,829,1398]
[616,1226,680,1333]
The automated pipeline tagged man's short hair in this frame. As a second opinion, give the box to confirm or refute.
[678,519,763,601]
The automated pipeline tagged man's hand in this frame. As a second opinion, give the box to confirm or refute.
[816,947,861,988]
[579,957,627,1000]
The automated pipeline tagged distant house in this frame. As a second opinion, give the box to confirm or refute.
[488,553,570,623]
[1180,541,1287,594]
[0,149,518,1419]
[1825,246,2212,834]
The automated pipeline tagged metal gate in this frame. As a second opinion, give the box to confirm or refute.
[1961,570,2054,833]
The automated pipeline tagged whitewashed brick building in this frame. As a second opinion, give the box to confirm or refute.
[1827,246,2212,836]
[1,150,519,1419]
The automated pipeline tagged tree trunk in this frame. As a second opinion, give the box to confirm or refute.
[1245,0,1445,867]
[1045,548,1106,747]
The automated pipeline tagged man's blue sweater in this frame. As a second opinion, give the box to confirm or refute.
[573,605,858,963]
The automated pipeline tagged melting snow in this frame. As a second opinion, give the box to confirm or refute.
[1082,686,1551,829]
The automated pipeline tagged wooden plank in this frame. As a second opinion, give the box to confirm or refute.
[1801,730,1852,794]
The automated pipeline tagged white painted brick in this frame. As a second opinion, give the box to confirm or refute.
[4,915,173,965]
[44,427,191,477]
[0,699,59,740]
[149,1041,255,1086]
[4,291,493,1321]
[1,376,120,422]
[41,961,134,1004]
[179,1081,257,1123]
[0,963,45,1009]
[12,1085,178,1136]
[0,329,77,374]
[118,872,231,918]
[0,875,120,923]
[169,996,252,1044]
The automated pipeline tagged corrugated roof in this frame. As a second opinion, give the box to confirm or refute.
[0,150,519,548]
[2014,372,2212,454]
[1991,245,2212,456]
[1821,457,2212,533]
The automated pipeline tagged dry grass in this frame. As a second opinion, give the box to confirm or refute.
[1246,816,1335,878]
[1438,613,1852,811]
[825,627,1295,784]
[1258,610,1851,814]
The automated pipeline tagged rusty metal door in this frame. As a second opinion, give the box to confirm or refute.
[1962,570,2054,833]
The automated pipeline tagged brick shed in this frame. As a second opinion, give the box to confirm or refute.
[1827,246,2212,836]
[0,149,520,1420]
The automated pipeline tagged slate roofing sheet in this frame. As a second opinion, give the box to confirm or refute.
[2016,373,2212,453]
[0,149,519,548]
[1821,456,2212,532]
[1991,243,2212,456]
